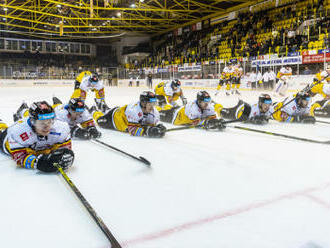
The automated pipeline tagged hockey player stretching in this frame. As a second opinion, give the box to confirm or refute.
[221,94,274,125]
[159,91,226,130]
[71,71,109,112]
[154,79,187,109]
[272,92,315,123]
[91,91,166,138]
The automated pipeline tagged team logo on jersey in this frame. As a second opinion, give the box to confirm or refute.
[138,112,142,117]
[20,132,29,141]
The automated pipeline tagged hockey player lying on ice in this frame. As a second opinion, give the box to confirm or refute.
[309,64,330,117]
[155,79,187,109]
[272,92,315,123]
[0,101,74,172]
[220,94,274,125]
[91,91,166,138]
[159,91,226,130]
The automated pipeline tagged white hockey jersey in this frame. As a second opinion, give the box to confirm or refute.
[2,118,71,169]
[80,75,104,92]
[163,82,181,97]
[125,101,160,126]
[277,67,292,79]
[248,103,274,119]
[172,101,216,125]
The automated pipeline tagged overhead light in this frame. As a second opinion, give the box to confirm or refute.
[56,4,62,8]
[130,3,136,8]
[2,17,6,21]
[111,17,115,19]
[89,23,92,26]
[139,0,144,2]
[3,7,8,11]
[92,28,97,31]
[102,22,106,26]
[116,12,121,17]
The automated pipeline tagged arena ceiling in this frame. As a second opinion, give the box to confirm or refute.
[0,0,257,39]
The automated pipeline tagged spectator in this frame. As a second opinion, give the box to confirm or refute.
[302,66,312,75]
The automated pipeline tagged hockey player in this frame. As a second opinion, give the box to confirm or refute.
[154,79,187,109]
[274,65,292,96]
[53,97,101,140]
[309,65,330,116]
[220,94,274,125]
[0,101,74,172]
[215,62,234,96]
[272,92,315,123]
[91,91,166,138]
[232,63,243,95]
[71,72,109,112]
[159,91,225,130]
[73,70,92,90]
[313,65,330,84]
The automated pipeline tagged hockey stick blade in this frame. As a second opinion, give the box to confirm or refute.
[138,156,151,166]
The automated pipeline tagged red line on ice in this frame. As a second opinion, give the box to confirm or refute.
[120,182,330,247]
[304,193,330,210]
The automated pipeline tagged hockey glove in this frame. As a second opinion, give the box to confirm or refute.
[145,125,166,138]
[204,119,226,130]
[156,123,167,133]
[293,115,315,124]
[71,125,90,140]
[248,115,269,125]
[87,126,102,139]
[36,148,75,172]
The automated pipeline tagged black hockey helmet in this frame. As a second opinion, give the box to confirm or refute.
[171,79,181,88]
[197,91,211,103]
[68,98,85,113]
[296,92,311,101]
[295,92,311,108]
[259,93,272,105]
[29,101,55,123]
[89,73,99,83]
[140,91,157,103]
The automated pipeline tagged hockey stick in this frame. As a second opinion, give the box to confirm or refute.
[271,76,328,116]
[54,164,122,248]
[165,119,242,132]
[92,139,151,166]
[230,125,330,144]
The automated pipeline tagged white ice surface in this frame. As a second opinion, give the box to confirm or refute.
[1,86,330,248]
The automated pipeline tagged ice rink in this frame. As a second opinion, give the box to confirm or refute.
[1,85,330,248]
